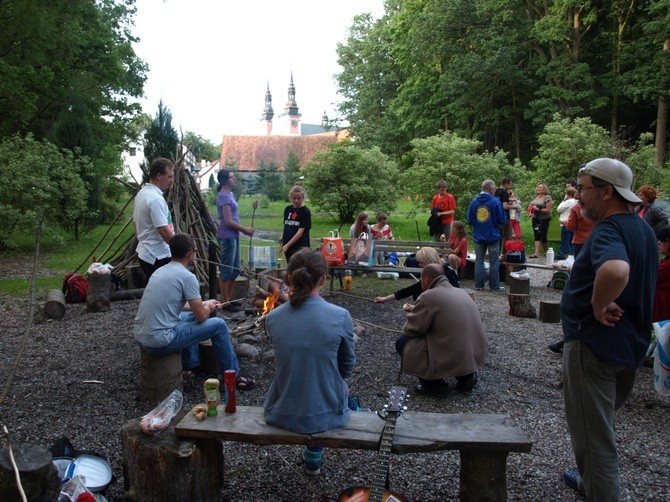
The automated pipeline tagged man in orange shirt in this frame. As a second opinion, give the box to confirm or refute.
[431,180,457,242]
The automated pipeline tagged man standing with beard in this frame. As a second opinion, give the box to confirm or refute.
[561,158,657,500]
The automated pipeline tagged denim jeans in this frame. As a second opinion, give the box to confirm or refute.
[474,240,501,290]
[559,226,574,257]
[141,312,240,373]
[219,236,240,281]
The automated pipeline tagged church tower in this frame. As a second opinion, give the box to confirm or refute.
[260,82,274,135]
[284,72,301,135]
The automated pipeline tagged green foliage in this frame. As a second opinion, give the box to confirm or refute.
[256,161,285,201]
[531,115,613,196]
[182,131,220,162]
[625,133,665,190]
[402,132,525,222]
[143,100,179,164]
[304,142,400,223]
[0,135,89,249]
[283,150,302,195]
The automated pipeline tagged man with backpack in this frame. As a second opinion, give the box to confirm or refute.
[133,157,175,281]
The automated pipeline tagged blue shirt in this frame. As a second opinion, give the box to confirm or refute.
[467,192,506,243]
[561,213,658,366]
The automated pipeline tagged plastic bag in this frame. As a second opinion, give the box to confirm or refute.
[139,390,183,436]
[59,475,95,502]
[652,321,670,396]
[321,230,345,266]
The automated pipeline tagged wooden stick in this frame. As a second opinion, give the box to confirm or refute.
[352,317,404,334]
[329,291,375,302]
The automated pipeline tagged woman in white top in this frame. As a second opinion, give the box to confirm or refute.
[556,186,578,259]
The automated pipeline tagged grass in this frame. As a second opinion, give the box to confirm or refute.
[1,195,558,298]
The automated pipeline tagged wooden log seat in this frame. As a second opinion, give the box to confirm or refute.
[139,348,183,403]
[0,443,60,502]
[174,405,532,501]
[539,300,561,323]
[508,293,537,318]
[122,414,223,502]
[86,272,111,312]
[507,274,530,295]
[44,289,66,319]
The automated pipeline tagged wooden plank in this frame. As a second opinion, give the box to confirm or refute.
[501,262,559,271]
[329,265,422,274]
[175,406,532,454]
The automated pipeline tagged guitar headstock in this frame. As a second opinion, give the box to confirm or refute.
[383,386,408,414]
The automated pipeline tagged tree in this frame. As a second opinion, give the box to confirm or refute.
[0,135,89,249]
[143,100,179,166]
[304,142,399,223]
[531,114,613,193]
[402,132,525,222]
[283,150,302,195]
[256,161,285,201]
[182,131,220,162]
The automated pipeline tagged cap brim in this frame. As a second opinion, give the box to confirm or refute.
[614,186,642,204]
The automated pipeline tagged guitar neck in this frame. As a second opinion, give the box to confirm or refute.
[368,412,399,502]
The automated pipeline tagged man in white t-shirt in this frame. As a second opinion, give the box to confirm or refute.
[133,157,175,280]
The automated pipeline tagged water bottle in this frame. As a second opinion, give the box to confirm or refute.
[344,270,352,290]
[546,247,554,266]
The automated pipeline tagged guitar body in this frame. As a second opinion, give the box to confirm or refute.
[338,485,407,502]
[338,386,408,502]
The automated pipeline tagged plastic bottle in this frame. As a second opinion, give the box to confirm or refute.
[343,270,352,291]
[203,378,221,417]
[546,247,554,267]
[224,370,237,413]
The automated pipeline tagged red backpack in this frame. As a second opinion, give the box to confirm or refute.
[62,273,89,303]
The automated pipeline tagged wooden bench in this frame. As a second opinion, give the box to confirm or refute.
[175,405,532,501]
[328,264,422,291]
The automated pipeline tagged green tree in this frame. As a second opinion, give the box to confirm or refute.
[283,150,302,195]
[531,114,613,194]
[304,142,399,223]
[0,135,89,249]
[402,132,525,222]
[256,161,285,201]
[182,131,220,162]
[143,100,179,166]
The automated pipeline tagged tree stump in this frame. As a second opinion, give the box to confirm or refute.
[122,415,223,502]
[507,274,530,295]
[231,276,250,301]
[140,349,183,403]
[539,300,561,323]
[44,289,66,319]
[508,294,536,318]
[86,272,111,312]
[0,443,60,502]
[198,339,220,375]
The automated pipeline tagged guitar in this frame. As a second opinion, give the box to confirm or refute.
[338,386,408,502]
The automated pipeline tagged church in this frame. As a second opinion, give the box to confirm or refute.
[219,74,346,173]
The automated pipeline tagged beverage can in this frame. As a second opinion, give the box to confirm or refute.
[224,370,237,413]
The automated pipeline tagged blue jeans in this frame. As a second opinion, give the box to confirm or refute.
[219,236,240,281]
[141,312,240,373]
[559,226,574,257]
[474,240,501,290]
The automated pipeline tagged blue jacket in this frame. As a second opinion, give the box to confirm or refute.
[264,295,356,434]
[467,192,506,243]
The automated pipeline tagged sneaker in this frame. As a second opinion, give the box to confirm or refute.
[304,462,321,475]
[490,287,505,293]
[563,469,586,495]
[303,447,323,476]
[548,340,564,354]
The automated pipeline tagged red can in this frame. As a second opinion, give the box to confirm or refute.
[224,370,236,413]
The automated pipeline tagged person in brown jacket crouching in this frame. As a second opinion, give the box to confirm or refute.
[396,263,488,397]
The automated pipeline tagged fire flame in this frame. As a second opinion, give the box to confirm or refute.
[262,290,280,315]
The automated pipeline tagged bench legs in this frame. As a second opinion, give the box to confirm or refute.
[459,450,508,501]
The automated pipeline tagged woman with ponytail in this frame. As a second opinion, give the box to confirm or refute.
[216,170,254,309]
[263,248,357,475]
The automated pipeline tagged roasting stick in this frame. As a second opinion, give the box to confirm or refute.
[328,290,375,302]
[2,426,27,502]
[353,318,404,334]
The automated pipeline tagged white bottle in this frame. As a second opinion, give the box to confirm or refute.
[546,247,554,267]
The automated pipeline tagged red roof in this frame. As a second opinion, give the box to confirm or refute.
[219,133,342,172]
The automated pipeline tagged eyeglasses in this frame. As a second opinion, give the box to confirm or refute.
[576,185,598,193]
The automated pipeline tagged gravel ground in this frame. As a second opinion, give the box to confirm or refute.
[0,262,668,501]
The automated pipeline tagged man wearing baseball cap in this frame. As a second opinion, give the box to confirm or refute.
[560,158,658,500]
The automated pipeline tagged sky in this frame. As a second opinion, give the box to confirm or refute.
[131,0,385,144]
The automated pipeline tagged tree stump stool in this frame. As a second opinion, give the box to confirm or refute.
[140,349,183,403]
[539,300,561,323]
[507,274,530,295]
[122,414,223,501]
[86,272,111,312]
[508,294,536,318]
[44,289,66,319]
[198,339,220,375]
[0,443,60,502]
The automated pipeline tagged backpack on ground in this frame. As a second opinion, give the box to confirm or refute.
[547,270,569,290]
[62,273,89,303]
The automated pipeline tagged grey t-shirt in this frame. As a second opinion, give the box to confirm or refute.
[133,261,201,347]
